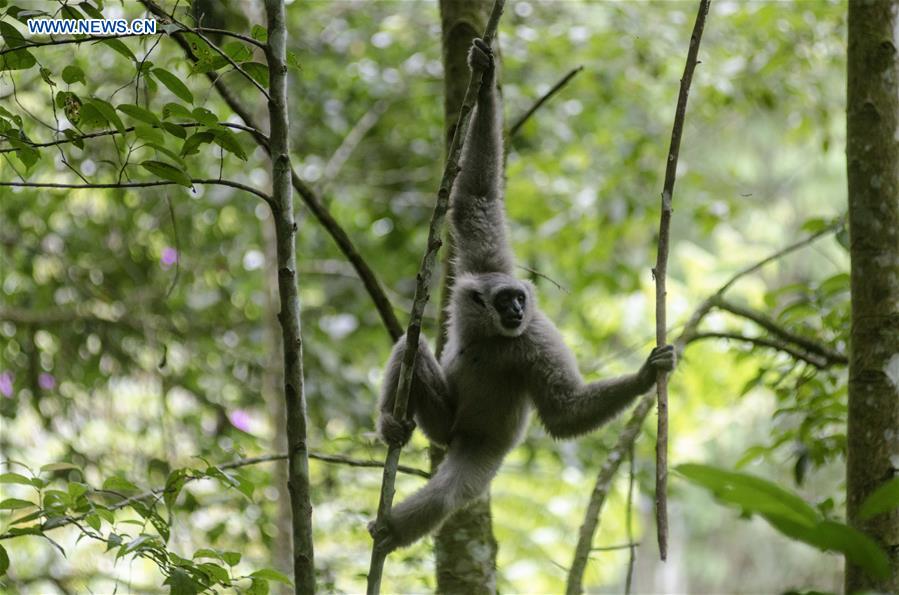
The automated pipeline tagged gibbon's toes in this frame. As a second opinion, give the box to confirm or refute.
[649,345,677,371]
[368,520,397,553]
[467,37,494,72]
[381,414,415,447]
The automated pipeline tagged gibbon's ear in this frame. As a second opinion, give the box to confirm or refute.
[470,290,486,307]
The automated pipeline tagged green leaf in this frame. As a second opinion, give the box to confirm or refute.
[100,38,136,62]
[0,472,33,485]
[859,476,899,520]
[0,21,26,47]
[251,24,267,43]
[78,1,104,20]
[191,107,218,126]
[249,568,292,585]
[248,579,269,595]
[41,462,80,473]
[210,127,247,160]
[141,160,192,187]
[39,67,56,87]
[181,131,214,157]
[676,464,819,527]
[221,551,241,566]
[133,124,164,145]
[222,41,252,62]
[164,568,202,595]
[241,62,269,87]
[287,50,302,72]
[85,512,101,532]
[152,68,194,104]
[62,64,86,85]
[78,102,108,130]
[162,102,193,120]
[0,498,36,510]
[161,122,187,139]
[61,92,83,125]
[0,544,8,577]
[67,482,89,500]
[199,562,229,583]
[90,98,125,134]
[0,48,36,71]
[117,103,161,126]
[102,476,139,493]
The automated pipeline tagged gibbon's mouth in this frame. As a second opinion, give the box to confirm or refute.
[501,317,523,330]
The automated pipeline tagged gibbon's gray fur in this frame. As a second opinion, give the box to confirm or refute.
[371,38,676,552]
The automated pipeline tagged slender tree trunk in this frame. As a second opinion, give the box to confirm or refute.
[429,2,500,593]
[264,1,316,592]
[845,1,899,592]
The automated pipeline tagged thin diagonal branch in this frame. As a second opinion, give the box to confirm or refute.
[509,65,584,137]
[711,297,848,365]
[0,179,272,205]
[687,331,835,369]
[366,3,506,593]
[319,99,390,189]
[652,0,710,561]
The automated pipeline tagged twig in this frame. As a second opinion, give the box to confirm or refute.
[365,3,506,593]
[0,122,263,154]
[591,542,640,552]
[625,444,636,595]
[711,297,848,365]
[0,179,272,205]
[563,224,842,595]
[685,331,843,369]
[509,65,584,137]
[516,264,570,293]
[0,451,428,541]
[652,0,710,561]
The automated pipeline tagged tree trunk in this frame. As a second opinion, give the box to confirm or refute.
[845,1,899,592]
[264,1,316,592]
[431,1,500,593]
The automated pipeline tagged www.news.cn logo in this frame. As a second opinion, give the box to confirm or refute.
[26,18,157,36]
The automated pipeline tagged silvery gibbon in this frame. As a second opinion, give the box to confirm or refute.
[371,38,676,552]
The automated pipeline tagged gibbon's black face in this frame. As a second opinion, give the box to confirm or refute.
[492,287,527,330]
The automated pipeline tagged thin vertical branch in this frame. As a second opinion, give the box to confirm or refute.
[365,2,506,593]
[263,0,315,592]
[625,443,637,595]
[652,0,710,561]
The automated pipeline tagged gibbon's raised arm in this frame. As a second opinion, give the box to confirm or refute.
[449,39,515,276]
[530,340,677,439]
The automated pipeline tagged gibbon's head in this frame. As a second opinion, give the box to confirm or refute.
[452,272,536,338]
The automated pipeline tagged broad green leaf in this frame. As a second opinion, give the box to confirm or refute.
[62,64,86,85]
[676,464,818,526]
[40,462,80,473]
[192,547,220,560]
[859,476,899,520]
[0,48,36,71]
[0,544,8,577]
[164,568,202,595]
[222,41,252,62]
[142,160,192,187]
[152,68,193,104]
[249,568,292,585]
[162,102,192,120]
[85,512,101,531]
[222,551,241,566]
[0,498,36,510]
[181,131,214,157]
[191,107,218,126]
[248,579,269,595]
[251,24,267,43]
[210,127,247,160]
[0,21,26,47]
[78,102,108,130]
[89,98,125,134]
[146,142,186,167]
[117,103,160,126]
[67,482,89,500]
[133,124,164,145]
[39,67,56,86]
[61,92,83,125]
[100,38,136,62]
[241,62,268,87]
[198,562,229,583]
[0,472,32,485]
[102,476,139,493]
[161,122,187,139]
[78,1,104,19]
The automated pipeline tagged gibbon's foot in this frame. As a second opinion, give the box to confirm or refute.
[467,37,494,73]
[379,412,416,447]
[368,519,398,553]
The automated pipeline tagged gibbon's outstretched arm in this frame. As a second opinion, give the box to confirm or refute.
[531,342,677,439]
[450,39,515,276]
[377,334,455,447]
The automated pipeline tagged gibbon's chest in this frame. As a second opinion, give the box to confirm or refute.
[441,339,533,442]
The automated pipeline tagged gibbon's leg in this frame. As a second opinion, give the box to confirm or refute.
[450,38,515,276]
[375,438,504,551]
[377,334,452,447]
[533,345,677,439]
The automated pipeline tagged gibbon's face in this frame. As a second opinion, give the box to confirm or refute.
[456,273,535,339]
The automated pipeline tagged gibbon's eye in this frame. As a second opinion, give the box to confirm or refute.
[470,291,486,307]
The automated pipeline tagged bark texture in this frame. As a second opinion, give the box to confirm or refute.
[846,1,899,592]
[264,1,316,592]
[433,1,500,592]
